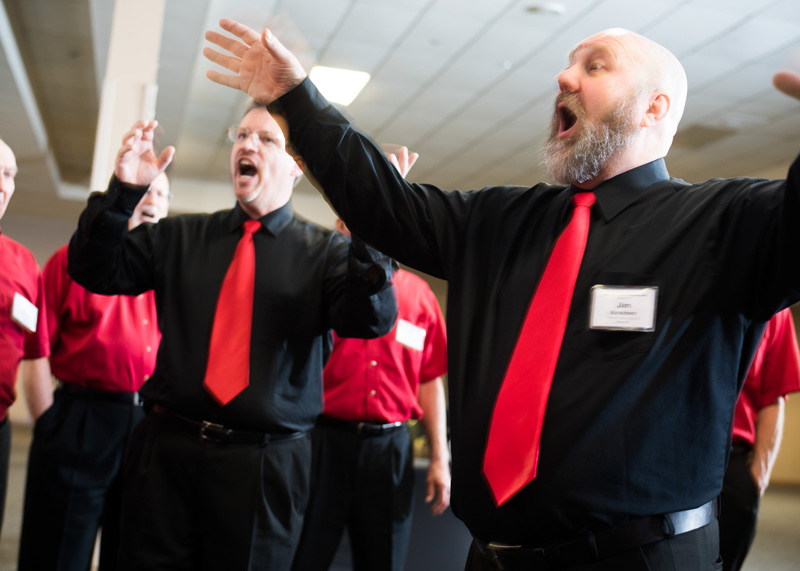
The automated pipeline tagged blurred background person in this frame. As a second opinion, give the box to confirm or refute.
[18,172,171,571]
[719,307,800,571]
[0,138,49,537]
[294,215,449,571]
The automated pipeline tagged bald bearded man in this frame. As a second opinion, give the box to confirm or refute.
[205,22,800,571]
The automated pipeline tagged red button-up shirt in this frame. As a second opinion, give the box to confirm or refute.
[323,268,447,423]
[0,229,49,417]
[45,245,160,392]
[732,308,800,445]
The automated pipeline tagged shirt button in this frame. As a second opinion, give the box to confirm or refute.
[370,360,377,367]
[370,390,377,397]
[143,318,149,325]
[146,346,152,352]
[143,374,150,381]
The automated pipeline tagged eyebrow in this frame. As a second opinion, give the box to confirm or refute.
[568,44,616,66]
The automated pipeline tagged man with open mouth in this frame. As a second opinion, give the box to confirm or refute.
[204,19,800,571]
[67,99,398,568]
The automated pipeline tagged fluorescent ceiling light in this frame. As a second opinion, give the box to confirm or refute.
[309,66,371,106]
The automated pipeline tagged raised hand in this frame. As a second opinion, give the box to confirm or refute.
[384,146,420,179]
[774,71,800,100]
[204,19,307,103]
[115,121,175,187]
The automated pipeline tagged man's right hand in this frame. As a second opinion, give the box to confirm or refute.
[114,120,175,187]
[204,19,308,104]
[774,71,800,101]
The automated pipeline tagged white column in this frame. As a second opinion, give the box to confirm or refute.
[90,0,166,191]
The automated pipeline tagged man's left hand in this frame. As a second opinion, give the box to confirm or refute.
[425,458,451,516]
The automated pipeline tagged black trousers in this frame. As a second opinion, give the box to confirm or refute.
[719,447,759,571]
[18,389,143,571]
[292,423,415,571]
[118,411,311,571]
[464,521,722,571]
[0,416,10,538]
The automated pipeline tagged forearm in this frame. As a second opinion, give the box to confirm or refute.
[68,176,151,295]
[418,377,450,465]
[278,79,447,278]
[22,357,54,421]
[751,398,785,495]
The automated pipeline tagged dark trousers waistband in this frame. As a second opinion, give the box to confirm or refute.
[316,415,406,436]
[56,381,140,405]
[475,499,718,570]
[151,403,305,446]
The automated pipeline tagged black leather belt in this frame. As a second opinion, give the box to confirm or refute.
[57,381,140,405]
[317,415,406,436]
[151,403,305,446]
[475,499,718,570]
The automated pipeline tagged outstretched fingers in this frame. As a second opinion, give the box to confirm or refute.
[218,18,262,45]
[203,46,241,75]
[205,30,249,60]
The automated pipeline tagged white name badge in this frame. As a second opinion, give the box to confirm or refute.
[11,292,38,333]
[395,318,426,351]
[589,286,658,332]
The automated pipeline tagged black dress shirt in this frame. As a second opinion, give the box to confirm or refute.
[276,79,800,543]
[68,176,397,433]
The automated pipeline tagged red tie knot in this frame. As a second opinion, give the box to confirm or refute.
[573,192,596,209]
[243,219,261,235]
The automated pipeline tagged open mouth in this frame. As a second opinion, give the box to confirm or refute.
[140,205,158,221]
[557,103,578,136]
[237,158,257,178]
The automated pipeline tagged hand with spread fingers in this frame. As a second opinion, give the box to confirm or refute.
[385,146,419,179]
[115,120,175,187]
[774,71,800,101]
[204,19,307,104]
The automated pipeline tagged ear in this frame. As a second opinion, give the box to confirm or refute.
[291,154,305,177]
[642,92,670,127]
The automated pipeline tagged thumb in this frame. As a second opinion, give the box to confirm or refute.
[261,28,307,82]
[262,28,291,63]
[158,146,176,172]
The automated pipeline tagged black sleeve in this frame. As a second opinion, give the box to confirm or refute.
[323,231,398,339]
[67,175,156,295]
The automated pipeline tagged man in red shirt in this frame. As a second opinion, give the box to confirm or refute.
[18,173,171,571]
[720,307,800,571]
[0,138,50,536]
[293,216,450,571]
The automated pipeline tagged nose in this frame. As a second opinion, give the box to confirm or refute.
[240,132,260,150]
[557,66,578,94]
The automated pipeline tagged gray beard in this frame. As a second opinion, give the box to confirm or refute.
[542,94,641,185]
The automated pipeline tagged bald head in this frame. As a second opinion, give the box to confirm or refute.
[579,28,687,134]
[0,138,18,221]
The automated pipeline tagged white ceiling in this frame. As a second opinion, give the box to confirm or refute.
[2,0,800,229]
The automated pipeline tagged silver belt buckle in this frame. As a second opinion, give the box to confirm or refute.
[199,420,233,442]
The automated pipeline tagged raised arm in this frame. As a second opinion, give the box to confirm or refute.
[68,122,168,295]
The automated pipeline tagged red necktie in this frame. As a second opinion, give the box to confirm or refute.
[483,192,596,506]
[203,219,261,405]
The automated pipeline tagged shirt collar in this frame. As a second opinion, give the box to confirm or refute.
[584,158,672,222]
[229,201,294,237]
